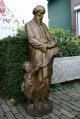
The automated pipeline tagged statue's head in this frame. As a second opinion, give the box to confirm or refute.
[33,5,45,25]
[23,61,32,73]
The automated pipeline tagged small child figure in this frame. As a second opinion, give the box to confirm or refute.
[21,61,35,102]
[21,61,51,110]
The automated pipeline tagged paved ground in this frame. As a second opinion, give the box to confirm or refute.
[0,82,80,119]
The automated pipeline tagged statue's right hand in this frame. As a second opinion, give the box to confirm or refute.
[42,45,46,52]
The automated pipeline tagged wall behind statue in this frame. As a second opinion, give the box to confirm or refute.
[0,0,48,39]
[48,0,72,31]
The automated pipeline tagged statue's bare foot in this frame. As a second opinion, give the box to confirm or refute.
[27,103,34,109]
[33,103,39,110]
[44,102,50,109]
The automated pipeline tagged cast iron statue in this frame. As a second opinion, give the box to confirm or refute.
[21,5,59,116]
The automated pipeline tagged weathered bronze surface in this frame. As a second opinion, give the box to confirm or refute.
[21,5,59,116]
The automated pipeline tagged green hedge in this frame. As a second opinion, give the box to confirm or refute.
[0,27,80,104]
[0,27,30,104]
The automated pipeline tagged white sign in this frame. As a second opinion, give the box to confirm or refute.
[0,0,48,39]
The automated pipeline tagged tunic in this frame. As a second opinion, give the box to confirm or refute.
[25,19,54,84]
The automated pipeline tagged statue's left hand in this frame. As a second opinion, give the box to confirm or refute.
[46,40,57,49]
[53,47,59,56]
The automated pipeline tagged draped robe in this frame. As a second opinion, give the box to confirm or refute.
[25,19,55,86]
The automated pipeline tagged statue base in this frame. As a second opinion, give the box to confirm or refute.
[26,100,53,117]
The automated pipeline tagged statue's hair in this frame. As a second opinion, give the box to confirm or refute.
[23,61,31,67]
[33,5,45,15]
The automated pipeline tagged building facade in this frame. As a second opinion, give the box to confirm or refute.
[48,0,80,36]
[48,0,72,30]
[71,0,80,36]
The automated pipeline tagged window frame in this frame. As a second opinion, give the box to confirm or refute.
[74,5,80,37]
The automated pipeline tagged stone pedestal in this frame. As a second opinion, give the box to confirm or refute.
[26,100,53,117]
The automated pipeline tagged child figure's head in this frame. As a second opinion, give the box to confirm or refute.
[23,61,32,73]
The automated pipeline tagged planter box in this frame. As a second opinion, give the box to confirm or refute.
[51,56,80,84]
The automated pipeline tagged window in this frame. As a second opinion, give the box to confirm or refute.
[78,11,80,36]
[74,5,80,36]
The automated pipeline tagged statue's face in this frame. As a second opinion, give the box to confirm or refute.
[23,63,32,72]
[35,11,44,24]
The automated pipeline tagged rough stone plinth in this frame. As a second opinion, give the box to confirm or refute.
[51,56,80,84]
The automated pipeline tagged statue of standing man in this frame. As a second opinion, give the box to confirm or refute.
[22,5,59,116]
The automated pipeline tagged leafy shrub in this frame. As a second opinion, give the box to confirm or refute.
[50,80,78,92]
[49,28,80,57]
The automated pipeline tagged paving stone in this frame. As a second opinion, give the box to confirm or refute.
[60,103,72,112]
[6,100,13,107]
[59,99,72,107]
[59,114,70,119]
[68,104,80,111]
[60,108,75,118]
[75,90,80,95]
[15,113,24,119]
[53,95,61,100]
[42,115,50,119]
[71,110,79,116]
[52,108,62,116]
[77,115,80,118]
[18,108,28,117]
[69,92,80,97]
[53,103,61,109]
[0,117,7,119]
[17,105,23,109]
[74,118,79,119]
[48,96,53,101]
[11,106,19,114]
[0,98,6,105]
[35,117,43,119]
[69,98,76,101]
[66,93,79,99]
[55,93,71,101]
[2,104,10,112]
[59,99,80,111]
[6,111,16,119]
[62,93,72,100]
[69,101,80,108]
[25,116,34,119]
[76,101,80,106]
[0,106,4,117]
[52,98,60,105]
[32,117,37,119]
[48,113,59,119]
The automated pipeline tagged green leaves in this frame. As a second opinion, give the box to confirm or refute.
[50,82,78,92]
[49,28,80,57]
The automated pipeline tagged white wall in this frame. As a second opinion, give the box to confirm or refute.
[0,0,48,39]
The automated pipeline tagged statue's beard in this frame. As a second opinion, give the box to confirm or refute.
[36,19,42,26]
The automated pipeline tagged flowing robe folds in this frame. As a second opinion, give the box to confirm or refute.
[25,19,55,85]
